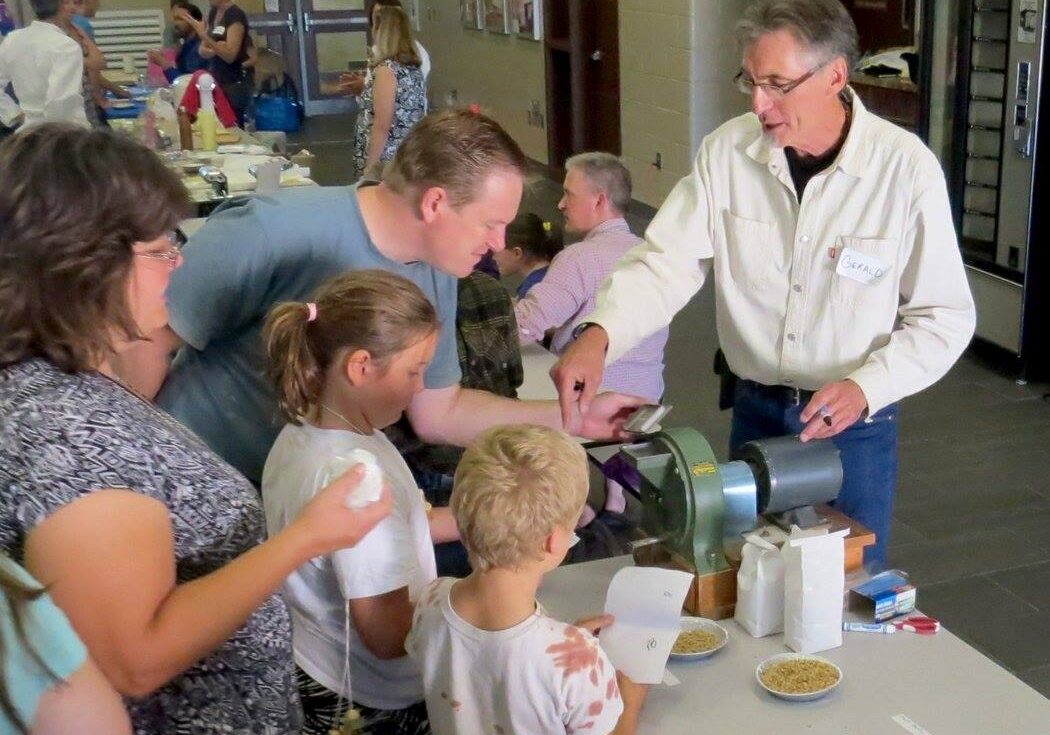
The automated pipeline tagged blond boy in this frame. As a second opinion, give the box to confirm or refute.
[405,424,648,735]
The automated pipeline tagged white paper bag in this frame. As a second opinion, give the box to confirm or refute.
[783,527,849,654]
[599,566,692,684]
[735,534,784,637]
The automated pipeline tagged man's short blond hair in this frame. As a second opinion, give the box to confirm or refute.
[452,425,589,572]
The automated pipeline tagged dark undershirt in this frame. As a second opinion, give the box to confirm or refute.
[784,139,844,201]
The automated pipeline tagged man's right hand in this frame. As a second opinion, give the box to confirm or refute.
[550,325,609,428]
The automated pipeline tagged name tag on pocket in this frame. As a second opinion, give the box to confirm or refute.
[836,247,889,285]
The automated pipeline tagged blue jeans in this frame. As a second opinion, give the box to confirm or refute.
[729,380,898,566]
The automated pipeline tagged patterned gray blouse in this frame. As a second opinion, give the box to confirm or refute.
[352,59,426,180]
[0,359,301,735]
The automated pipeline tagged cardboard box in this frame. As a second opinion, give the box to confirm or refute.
[849,570,916,622]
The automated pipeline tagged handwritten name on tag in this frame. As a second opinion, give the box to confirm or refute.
[835,246,889,285]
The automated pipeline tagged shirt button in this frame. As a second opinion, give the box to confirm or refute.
[787,333,797,342]
[800,235,810,243]
[793,284,802,292]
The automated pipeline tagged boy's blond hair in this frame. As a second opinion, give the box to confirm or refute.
[451,425,589,572]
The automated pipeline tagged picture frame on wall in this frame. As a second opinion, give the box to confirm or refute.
[460,0,481,30]
[482,0,509,34]
[510,0,541,41]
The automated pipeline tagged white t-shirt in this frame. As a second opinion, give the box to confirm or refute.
[262,423,437,710]
[406,578,624,735]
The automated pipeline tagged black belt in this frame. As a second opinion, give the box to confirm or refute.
[738,378,816,406]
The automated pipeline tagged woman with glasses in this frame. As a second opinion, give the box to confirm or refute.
[0,124,392,734]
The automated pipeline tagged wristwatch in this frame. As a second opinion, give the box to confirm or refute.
[571,321,600,341]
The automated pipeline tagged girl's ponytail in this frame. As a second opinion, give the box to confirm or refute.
[264,301,326,424]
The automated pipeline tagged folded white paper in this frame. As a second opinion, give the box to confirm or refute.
[599,566,692,684]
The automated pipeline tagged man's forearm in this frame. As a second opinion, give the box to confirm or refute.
[409,387,561,447]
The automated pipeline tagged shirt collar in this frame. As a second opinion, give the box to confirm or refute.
[584,217,631,240]
[744,88,872,180]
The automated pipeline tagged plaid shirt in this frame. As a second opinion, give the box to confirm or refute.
[385,271,523,476]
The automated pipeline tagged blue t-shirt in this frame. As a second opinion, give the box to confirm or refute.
[70,14,94,39]
[0,558,87,732]
[158,184,461,485]
[164,37,207,83]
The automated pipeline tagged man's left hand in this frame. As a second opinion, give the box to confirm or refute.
[565,391,648,441]
[799,379,868,441]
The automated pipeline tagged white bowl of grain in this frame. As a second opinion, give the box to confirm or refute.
[756,652,843,701]
[670,616,729,660]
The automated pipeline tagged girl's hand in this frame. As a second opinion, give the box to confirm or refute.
[147,49,175,70]
[291,464,392,556]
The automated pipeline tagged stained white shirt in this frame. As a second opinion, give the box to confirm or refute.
[406,578,624,735]
[587,92,976,415]
[0,21,88,128]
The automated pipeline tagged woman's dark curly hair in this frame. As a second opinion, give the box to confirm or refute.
[0,124,191,372]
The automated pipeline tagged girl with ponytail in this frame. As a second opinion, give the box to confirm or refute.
[261,269,454,735]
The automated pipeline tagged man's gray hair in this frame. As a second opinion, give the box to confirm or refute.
[30,0,61,19]
[565,152,632,214]
[736,0,860,71]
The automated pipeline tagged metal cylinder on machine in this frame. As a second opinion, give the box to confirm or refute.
[735,436,842,514]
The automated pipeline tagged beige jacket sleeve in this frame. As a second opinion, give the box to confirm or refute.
[587,153,714,363]
[846,151,976,414]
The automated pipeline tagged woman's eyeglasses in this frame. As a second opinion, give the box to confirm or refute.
[135,230,185,268]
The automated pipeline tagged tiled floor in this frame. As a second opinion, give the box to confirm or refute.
[291,113,1050,698]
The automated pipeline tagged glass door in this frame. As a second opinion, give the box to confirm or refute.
[297,0,369,115]
[247,0,304,102]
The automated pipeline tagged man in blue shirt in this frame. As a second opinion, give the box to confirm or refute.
[147,0,206,82]
[115,110,643,485]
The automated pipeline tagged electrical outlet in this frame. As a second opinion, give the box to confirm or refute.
[446,89,459,106]
[526,100,545,128]
[652,152,662,170]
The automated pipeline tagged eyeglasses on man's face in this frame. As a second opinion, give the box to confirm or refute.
[733,61,828,99]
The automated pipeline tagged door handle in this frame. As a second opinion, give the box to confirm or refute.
[590,49,602,61]
[286,11,295,32]
[304,11,313,32]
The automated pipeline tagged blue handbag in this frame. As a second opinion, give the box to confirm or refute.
[253,74,304,133]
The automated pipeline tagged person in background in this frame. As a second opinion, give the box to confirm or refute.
[385,265,524,576]
[406,424,649,735]
[516,153,668,404]
[516,153,668,534]
[340,0,430,100]
[0,0,88,129]
[147,0,207,83]
[352,5,426,181]
[263,271,455,735]
[69,0,130,118]
[553,0,976,565]
[493,212,562,299]
[0,124,391,734]
[1,555,131,735]
[175,0,252,124]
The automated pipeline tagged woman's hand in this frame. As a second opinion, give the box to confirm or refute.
[289,464,393,556]
[338,71,365,96]
[173,8,207,38]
